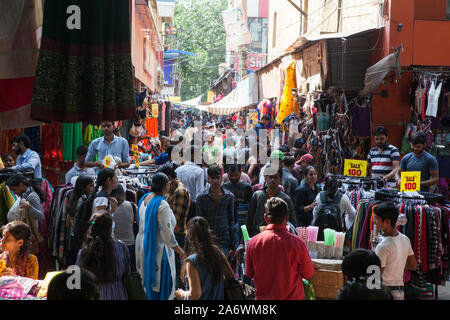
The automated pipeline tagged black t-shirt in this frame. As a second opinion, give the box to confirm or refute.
[223,182,253,225]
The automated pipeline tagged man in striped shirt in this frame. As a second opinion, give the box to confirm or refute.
[367,126,400,186]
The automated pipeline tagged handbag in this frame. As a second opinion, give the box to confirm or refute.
[119,241,147,300]
[224,278,255,300]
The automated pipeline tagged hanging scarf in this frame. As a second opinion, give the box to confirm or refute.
[143,194,165,298]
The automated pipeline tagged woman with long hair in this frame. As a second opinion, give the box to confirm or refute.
[76,212,129,300]
[175,216,234,300]
[65,175,95,267]
[0,221,39,279]
[135,173,184,300]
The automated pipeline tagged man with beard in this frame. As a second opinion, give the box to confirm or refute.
[85,120,130,173]
[367,127,400,187]
[396,131,439,192]
[7,134,42,178]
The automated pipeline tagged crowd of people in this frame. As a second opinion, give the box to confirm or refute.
[0,109,443,300]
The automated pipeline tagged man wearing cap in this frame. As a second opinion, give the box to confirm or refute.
[247,162,297,237]
[293,154,314,185]
[259,150,285,185]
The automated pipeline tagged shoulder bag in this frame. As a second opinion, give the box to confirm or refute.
[119,241,147,300]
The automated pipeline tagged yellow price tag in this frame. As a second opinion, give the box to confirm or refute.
[343,159,367,177]
[104,156,111,168]
[400,171,421,192]
[0,158,4,169]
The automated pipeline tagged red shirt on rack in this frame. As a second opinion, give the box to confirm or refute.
[245,224,314,300]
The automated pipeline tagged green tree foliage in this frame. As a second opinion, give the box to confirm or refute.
[173,0,227,100]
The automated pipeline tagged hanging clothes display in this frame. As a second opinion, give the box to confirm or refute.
[352,190,450,294]
[145,117,158,139]
[0,0,44,130]
[426,80,443,118]
[62,122,83,161]
[1,128,24,155]
[351,98,372,137]
[257,99,273,121]
[277,61,299,124]
[41,122,63,170]
[30,0,136,123]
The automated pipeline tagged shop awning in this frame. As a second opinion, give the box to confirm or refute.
[172,95,203,110]
[163,50,196,60]
[204,73,259,115]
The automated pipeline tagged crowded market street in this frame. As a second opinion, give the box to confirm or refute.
[0,0,449,306]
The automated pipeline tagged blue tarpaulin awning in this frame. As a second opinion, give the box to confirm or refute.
[164,50,196,60]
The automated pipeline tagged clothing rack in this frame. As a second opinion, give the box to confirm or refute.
[328,174,386,190]
[375,189,445,206]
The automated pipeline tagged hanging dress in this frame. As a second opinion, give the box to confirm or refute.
[30,0,136,123]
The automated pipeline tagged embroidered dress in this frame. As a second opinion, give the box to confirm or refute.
[0,252,39,280]
[30,0,135,122]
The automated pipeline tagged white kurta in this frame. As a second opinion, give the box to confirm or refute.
[135,193,178,299]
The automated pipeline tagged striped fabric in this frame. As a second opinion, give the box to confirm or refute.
[367,144,400,181]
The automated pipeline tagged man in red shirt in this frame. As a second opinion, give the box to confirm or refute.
[245,197,314,300]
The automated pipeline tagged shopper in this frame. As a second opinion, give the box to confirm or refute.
[254,115,271,139]
[113,185,137,272]
[196,165,235,257]
[65,145,96,185]
[65,175,95,267]
[294,153,314,185]
[337,279,394,300]
[223,164,254,248]
[175,145,205,200]
[341,248,382,282]
[174,217,234,300]
[6,174,45,254]
[85,120,130,172]
[312,175,356,240]
[281,156,299,201]
[156,162,191,289]
[0,221,39,279]
[246,197,314,300]
[1,153,15,169]
[396,131,439,192]
[247,162,297,237]
[294,166,321,226]
[259,149,285,185]
[47,268,100,300]
[90,168,119,216]
[136,173,185,300]
[202,132,221,166]
[367,126,401,186]
[292,149,308,184]
[373,201,418,300]
[76,212,129,300]
[8,134,42,178]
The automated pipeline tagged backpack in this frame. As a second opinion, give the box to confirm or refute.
[314,191,343,241]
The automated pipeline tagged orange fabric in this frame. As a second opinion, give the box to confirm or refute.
[146,117,158,138]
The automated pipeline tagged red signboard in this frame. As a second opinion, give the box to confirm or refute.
[246,54,266,71]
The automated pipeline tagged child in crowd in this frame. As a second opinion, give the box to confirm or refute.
[338,248,393,300]
[1,153,15,168]
[373,201,418,300]
[47,268,100,300]
[0,221,39,279]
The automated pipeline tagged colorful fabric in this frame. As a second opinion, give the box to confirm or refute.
[41,122,63,169]
[30,0,136,122]
[62,122,83,161]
